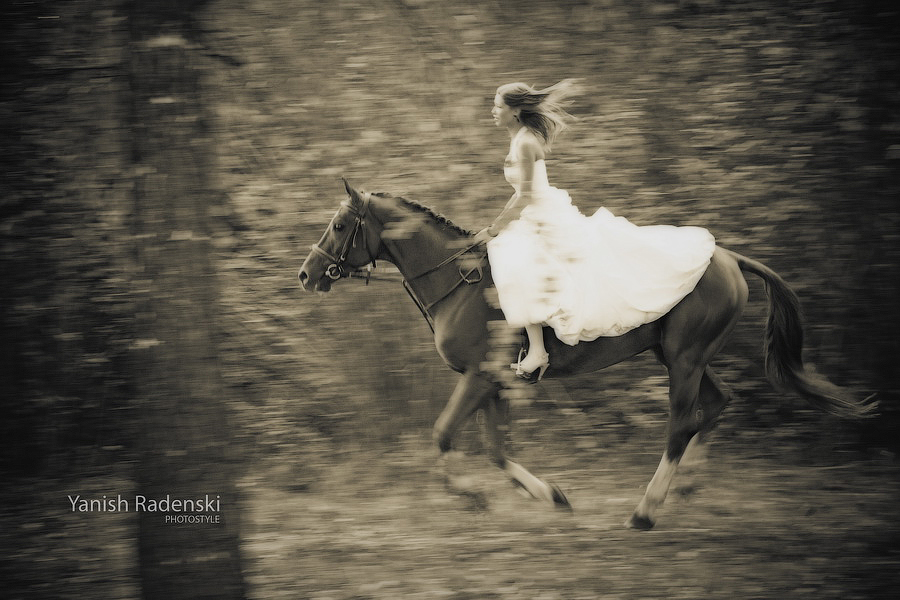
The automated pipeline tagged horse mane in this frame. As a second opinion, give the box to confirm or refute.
[372,192,473,236]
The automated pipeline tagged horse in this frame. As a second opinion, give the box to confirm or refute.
[298,179,875,529]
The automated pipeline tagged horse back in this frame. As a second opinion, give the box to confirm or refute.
[545,247,745,378]
[429,246,745,379]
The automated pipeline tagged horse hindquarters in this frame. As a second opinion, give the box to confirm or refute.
[628,248,748,529]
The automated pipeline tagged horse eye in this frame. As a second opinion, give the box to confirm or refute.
[334,223,345,232]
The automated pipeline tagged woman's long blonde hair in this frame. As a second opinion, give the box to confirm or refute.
[497,79,579,148]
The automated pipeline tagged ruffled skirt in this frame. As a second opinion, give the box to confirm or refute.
[486,187,715,344]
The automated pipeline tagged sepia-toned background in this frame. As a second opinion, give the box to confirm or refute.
[2,0,899,598]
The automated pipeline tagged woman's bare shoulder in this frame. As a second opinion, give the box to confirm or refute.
[516,129,546,161]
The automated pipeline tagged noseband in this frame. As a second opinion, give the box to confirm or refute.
[309,193,375,281]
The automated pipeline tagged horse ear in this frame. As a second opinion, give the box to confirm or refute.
[341,177,358,201]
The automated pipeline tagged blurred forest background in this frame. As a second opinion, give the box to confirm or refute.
[2,0,899,598]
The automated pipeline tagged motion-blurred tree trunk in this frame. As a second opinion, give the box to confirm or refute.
[127,1,245,598]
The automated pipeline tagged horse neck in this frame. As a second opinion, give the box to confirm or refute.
[371,198,470,284]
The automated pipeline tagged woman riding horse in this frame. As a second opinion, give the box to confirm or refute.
[297,82,875,529]
[475,80,715,381]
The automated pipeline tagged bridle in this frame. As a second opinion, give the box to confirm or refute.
[309,193,375,281]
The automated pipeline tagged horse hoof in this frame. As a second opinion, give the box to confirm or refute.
[549,483,573,511]
[626,514,655,530]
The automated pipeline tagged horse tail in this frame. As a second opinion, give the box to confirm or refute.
[729,250,877,420]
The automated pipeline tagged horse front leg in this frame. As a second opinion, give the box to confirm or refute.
[432,370,496,500]
[483,394,572,510]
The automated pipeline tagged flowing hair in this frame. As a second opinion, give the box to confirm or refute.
[497,79,579,148]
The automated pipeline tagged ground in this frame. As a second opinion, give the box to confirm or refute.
[5,407,899,599]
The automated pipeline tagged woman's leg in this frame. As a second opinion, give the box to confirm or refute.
[516,323,549,374]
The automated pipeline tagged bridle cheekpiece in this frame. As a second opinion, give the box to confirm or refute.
[309,192,375,282]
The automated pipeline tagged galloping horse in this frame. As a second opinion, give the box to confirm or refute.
[298,180,875,529]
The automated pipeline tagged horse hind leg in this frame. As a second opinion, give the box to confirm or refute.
[627,256,745,530]
[626,362,705,530]
[626,361,740,529]
[674,367,734,496]
[677,367,734,468]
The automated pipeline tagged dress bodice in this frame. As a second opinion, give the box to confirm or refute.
[504,158,551,193]
[504,127,552,194]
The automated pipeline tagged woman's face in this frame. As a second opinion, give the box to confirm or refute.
[492,93,518,128]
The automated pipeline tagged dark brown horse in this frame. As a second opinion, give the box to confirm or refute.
[298,180,875,529]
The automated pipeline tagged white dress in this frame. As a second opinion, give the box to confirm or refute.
[486,129,716,344]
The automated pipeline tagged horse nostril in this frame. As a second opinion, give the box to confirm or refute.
[298,270,308,286]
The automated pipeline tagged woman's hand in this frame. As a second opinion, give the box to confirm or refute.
[473,227,496,245]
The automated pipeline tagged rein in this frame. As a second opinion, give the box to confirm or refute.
[399,241,485,333]
[404,244,481,283]
[403,243,485,310]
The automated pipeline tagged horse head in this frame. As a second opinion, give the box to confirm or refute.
[298,179,383,293]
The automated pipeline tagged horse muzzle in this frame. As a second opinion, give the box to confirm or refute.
[298,260,330,292]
